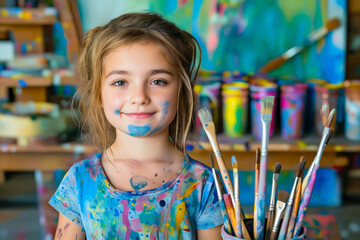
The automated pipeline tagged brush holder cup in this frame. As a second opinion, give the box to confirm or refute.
[222,82,249,137]
[220,218,306,240]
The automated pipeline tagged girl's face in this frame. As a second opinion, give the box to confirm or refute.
[101,43,179,137]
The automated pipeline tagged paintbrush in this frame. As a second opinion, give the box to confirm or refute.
[294,110,336,237]
[232,156,252,239]
[269,190,290,240]
[198,108,235,205]
[253,148,260,237]
[258,18,341,73]
[232,156,243,238]
[286,158,306,239]
[265,163,281,240]
[255,96,275,240]
[302,107,336,196]
[277,158,306,240]
[223,193,238,237]
[211,154,234,235]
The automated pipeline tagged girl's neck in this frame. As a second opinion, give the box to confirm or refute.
[107,129,182,164]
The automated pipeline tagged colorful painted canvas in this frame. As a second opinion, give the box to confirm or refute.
[78,0,346,83]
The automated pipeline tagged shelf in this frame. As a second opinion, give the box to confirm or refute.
[0,8,57,25]
[0,133,352,171]
[0,75,52,87]
[0,70,77,87]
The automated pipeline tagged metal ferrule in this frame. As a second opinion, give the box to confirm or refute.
[308,127,330,177]
[269,174,279,209]
[261,121,270,156]
[288,177,299,206]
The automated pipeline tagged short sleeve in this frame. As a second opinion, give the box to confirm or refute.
[196,174,224,229]
[49,165,83,227]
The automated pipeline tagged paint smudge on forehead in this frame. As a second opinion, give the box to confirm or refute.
[127,124,151,136]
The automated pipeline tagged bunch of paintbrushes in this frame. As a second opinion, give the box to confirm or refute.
[198,98,336,240]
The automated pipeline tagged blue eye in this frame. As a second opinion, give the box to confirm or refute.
[113,80,127,86]
[151,79,168,86]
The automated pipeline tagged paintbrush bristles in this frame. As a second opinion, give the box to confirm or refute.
[274,163,282,174]
[261,96,275,114]
[296,157,307,178]
[325,18,341,31]
[278,190,290,203]
[198,108,213,125]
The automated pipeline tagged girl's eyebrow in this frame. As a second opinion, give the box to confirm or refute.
[105,69,173,79]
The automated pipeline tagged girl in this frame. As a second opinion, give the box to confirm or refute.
[49,12,223,239]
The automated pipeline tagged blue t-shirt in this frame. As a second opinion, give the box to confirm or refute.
[49,153,223,239]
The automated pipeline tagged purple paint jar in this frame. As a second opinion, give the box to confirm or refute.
[250,80,277,142]
[220,220,307,240]
[280,83,308,140]
[314,84,341,137]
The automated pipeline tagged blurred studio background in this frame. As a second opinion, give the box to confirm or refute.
[0,0,360,239]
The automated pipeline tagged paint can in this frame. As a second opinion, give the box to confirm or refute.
[314,84,340,137]
[195,73,222,137]
[223,71,249,84]
[222,82,249,137]
[280,83,308,140]
[249,79,277,141]
[220,219,307,239]
[304,79,327,134]
[344,80,360,141]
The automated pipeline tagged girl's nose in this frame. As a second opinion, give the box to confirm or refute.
[130,84,150,105]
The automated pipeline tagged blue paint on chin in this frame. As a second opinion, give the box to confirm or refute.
[128,124,151,136]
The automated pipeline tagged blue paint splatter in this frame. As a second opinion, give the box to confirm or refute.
[18,79,27,87]
[114,109,120,115]
[127,124,151,136]
[130,175,148,191]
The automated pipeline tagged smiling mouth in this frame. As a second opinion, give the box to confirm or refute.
[123,112,156,119]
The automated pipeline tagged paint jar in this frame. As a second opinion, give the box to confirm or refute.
[220,219,307,240]
[305,79,327,134]
[314,84,340,137]
[250,79,277,141]
[222,82,249,137]
[223,71,249,84]
[344,80,360,141]
[280,83,308,140]
[195,74,222,138]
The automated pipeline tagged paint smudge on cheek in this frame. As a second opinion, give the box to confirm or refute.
[114,109,120,115]
[57,228,63,239]
[148,100,171,135]
[130,175,148,191]
[64,222,70,231]
[127,124,151,136]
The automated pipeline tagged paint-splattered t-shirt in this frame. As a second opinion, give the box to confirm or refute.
[49,153,223,239]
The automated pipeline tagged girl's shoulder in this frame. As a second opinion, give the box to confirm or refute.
[69,152,103,178]
[183,154,213,180]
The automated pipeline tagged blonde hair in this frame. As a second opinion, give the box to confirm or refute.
[75,12,201,154]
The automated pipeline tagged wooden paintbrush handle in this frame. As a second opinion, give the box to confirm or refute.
[258,56,287,73]
[287,181,302,238]
[294,165,319,236]
[216,155,234,200]
[255,154,267,239]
